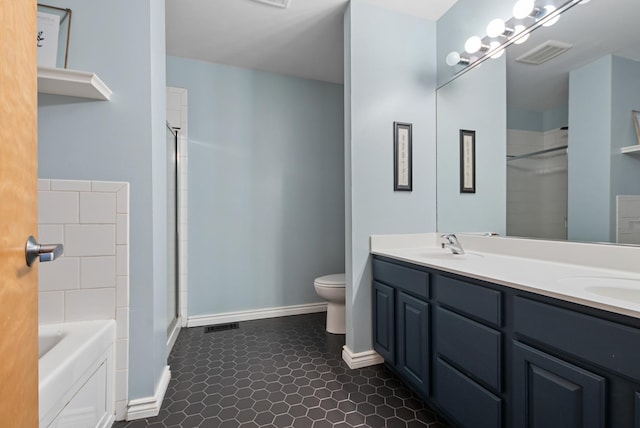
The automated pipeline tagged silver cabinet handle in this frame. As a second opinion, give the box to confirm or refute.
[25,236,64,267]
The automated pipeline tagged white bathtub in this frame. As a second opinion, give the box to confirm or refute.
[39,320,116,428]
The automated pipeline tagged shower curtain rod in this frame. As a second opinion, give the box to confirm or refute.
[507,145,568,162]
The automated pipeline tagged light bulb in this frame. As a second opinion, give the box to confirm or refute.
[487,18,506,38]
[489,42,505,59]
[542,5,560,26]
[513,0,535,19]
[465,36,483,54]
[512,24,530,44]
[446,51,462,66]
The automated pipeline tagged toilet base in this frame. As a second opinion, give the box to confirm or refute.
[326,302,345,334]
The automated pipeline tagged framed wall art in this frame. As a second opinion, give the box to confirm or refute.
[460,129,476,194]
[393,122,412,191]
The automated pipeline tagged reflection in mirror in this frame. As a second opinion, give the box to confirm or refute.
[437,0,640,245]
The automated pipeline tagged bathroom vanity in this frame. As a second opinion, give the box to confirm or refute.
[371,234,640,428]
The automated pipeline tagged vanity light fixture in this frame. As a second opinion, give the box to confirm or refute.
[464,35,489,54]
[446,51,470,67]
[487,18,514,38]
[445,0,577,70]
[512,25,531,44]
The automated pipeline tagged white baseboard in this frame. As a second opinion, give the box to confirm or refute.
[187,302,327,327]
[167,316,182,354]
[342,346,384,369]
[126,365,171,421]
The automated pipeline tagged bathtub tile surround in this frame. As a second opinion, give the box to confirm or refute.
[113,313,450,428]
[38,179,130,420]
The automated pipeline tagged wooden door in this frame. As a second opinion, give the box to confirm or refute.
[0,1,39,426]
[372,281,395,364]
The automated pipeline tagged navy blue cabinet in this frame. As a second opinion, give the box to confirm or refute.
[372,255,640,428]
[373,281,395,364]
[512,341,606,428]
[397,291,429,397]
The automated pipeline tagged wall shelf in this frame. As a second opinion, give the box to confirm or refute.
[621,145,640,155]
[38,67,112,100]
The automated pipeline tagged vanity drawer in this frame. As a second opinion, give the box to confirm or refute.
[514,296,640,380]
[435,307,502,391]
[436,275,502,326]
[373,258,429,299]
[434,357,502,428]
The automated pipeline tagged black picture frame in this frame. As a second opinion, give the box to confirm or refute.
[393,122,413,191]
[459,129,476,193]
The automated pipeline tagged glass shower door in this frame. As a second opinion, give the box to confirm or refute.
[167,123,179,335]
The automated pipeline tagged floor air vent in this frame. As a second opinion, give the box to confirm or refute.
[516,40,572,65]
[204,322,239,333]
[251,0,292,8]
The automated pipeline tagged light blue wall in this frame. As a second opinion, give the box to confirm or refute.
[543,106,569,132]
[568,55,612,242]
[345,0,437,354]
[610,56,640,238]
[508,107,543,132]
[37,0,167,400]
[507,106,568,132]
[166,57,345,316]
[437,56,507,235]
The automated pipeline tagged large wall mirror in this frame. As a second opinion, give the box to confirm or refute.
[437,0,640,246]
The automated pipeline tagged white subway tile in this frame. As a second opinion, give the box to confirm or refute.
[64,288,115,321]
[115,369,128,403]
[116,307,129,339]
[50,179,91,192]
[91,181,125,192]
[116,276,128,308]
[38,224,64,245]
[80,256,116,288]
[116,245,129,276]
[116,214,128,245]
[39,291,64,324]
[80,192,116,224]
[38,179,51,191]
[64,224,115,256]
[39,257,80,291]
[116,339,128,370]
[38,191,79,224]
[116,186,129,214]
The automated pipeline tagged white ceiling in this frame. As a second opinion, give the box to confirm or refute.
[506,0,640,112]
[165,0,458,84]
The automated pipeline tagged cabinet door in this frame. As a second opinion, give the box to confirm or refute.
[373,281,395,364]
[397,291,429,396]
[513,341,606,428]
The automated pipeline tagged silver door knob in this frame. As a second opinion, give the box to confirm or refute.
[25,236,64,267]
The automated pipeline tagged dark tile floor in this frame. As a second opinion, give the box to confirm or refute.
[114,313,451,427]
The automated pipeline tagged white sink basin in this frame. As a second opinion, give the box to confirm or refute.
[584,286,640,304]
[557,276,640,304]
[413,251,484,260]
[557,276,640,288]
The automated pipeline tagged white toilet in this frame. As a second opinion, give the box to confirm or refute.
[314,273,346,334]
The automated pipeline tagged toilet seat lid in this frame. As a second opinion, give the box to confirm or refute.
[314,273,345,287]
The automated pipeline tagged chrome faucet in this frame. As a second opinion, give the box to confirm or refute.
[441,233,465,255]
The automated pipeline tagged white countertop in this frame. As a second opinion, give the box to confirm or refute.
[370,233,640,319]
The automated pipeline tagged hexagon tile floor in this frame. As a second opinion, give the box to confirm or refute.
[113,313,451,428]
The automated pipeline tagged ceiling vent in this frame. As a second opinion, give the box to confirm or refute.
[516,40,573,65]
[251,0,292,8]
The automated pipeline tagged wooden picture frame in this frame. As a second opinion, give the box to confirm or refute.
[460,129,476,194]
[393,122,413,191]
